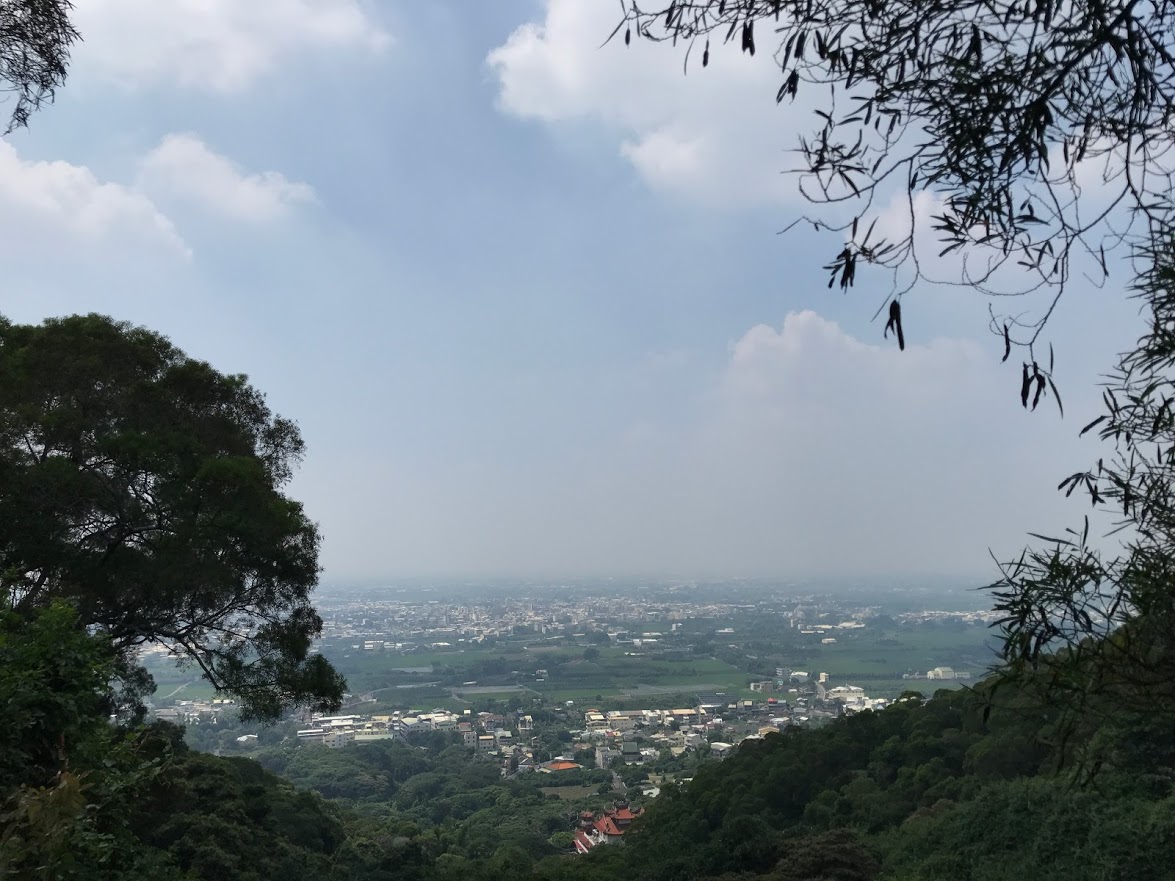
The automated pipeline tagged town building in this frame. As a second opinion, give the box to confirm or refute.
[573,804,644,854]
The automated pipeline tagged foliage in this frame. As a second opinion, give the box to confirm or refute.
[0,604,180,880]
[0,0,77,132]
[0,603,362,881]
[0,313,344,721]
[545,678,1173,881]
[130,743,348,881]
[991,234,1175,777]
[879,774,1175,881]
[616,0,1175,387]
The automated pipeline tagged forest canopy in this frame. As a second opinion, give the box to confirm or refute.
[0,313,344,722]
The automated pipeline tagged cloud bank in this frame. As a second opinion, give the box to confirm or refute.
[488,0,807,206]
[0,141,188,259]
[74,0,390,91]
[138,134,316,223]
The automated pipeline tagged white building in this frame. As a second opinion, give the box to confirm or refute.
[826,685,867,704]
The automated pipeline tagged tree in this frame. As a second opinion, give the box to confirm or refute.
[0,602,117,790]
[0,314,345,721]
[0,1,77,132]
[616,1,1175,397]
[582,646,600,661]
[0,602,182,880]
[990,234,1175,775]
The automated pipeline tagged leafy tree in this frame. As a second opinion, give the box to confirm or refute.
[0,0,77,132]
[0,603,181,880]
[615,0,1175,389]
[769,830,880,881]
[130,747,348,881]
[990,235,1175,775]
[0,602,117,789]
[487,844,534,879]
[0,314,344,721]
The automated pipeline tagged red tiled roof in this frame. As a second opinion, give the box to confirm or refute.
[595,816,624,837]
[574,831,595,854]
[545,760,581,771]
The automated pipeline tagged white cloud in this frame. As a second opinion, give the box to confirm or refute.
[73,0,390,92]
[138,134,315,223]
[0,141,188,259]
[0,133,316,276]
[488,0,810,206]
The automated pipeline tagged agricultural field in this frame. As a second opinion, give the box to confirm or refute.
[141,619,997,710]
[775,625,999,681]
[138,654,222,704]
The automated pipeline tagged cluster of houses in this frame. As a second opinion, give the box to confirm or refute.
[579,705,741,765]
[295,708,537,750]
[288,678,900,758]
[573,804,645,854]
[572,683,895,760]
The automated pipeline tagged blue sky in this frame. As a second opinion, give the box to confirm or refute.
[0,0,1145,581]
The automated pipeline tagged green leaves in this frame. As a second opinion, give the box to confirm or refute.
[610,0,1175,394]
[986,232,1175,782]
[0,604,183,880]
[0,1,78,134]
[0,314,343,723]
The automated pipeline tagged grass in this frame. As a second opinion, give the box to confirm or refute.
[779,626,998,680]
[140,624,992,713]
[153,679,221,703]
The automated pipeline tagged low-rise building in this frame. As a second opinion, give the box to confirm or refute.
[324,730,355,749]
[573,804,644,854]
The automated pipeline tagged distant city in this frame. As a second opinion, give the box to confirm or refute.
[144,577,1003,838]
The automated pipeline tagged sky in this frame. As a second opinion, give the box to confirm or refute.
[0,0,1146,582]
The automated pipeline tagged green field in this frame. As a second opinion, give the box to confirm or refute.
[320,628,997,710]
[138,654,223,704]
[777,627,998,681]
[141,623,994,712]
